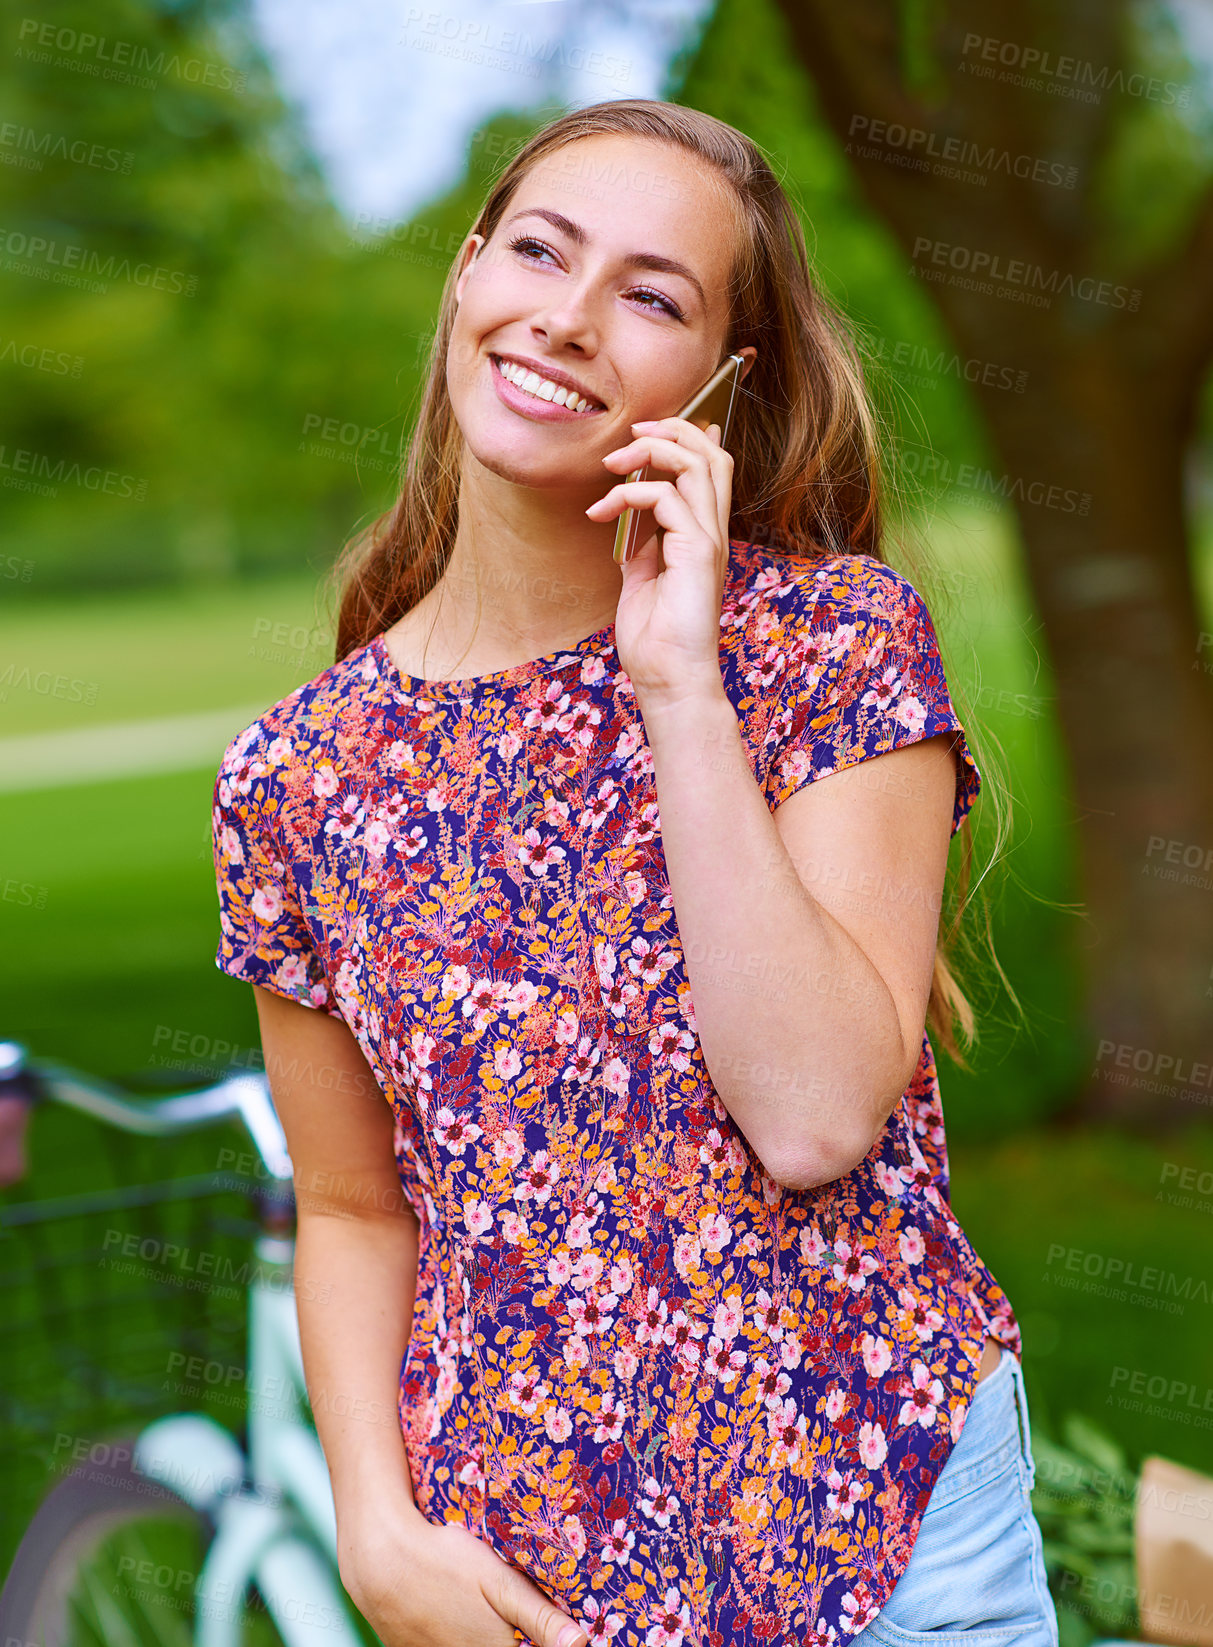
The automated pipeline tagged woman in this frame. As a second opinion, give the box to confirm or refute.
[212,100,1058,1647]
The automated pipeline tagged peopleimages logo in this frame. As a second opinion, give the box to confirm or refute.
[910,237,1140,311]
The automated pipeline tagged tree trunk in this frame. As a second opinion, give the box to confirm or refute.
[768,0,1213,1125]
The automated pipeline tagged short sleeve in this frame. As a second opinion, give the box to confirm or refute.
[760,560,982,836]
[211,729,342,1017]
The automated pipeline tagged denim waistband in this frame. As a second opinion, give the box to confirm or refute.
[928,1348,1036,1506]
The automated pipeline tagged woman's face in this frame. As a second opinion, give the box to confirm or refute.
[447,132,743,495]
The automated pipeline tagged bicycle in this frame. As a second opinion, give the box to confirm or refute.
[0,1040,372,1647]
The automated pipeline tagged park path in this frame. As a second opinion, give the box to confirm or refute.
[0,704,268,793]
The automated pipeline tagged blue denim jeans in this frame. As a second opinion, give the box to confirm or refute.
[859,1348,1060,1644]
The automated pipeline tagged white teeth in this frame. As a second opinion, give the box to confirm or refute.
[495,357,595,412]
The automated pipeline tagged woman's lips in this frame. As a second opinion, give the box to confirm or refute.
[489,354,606,423]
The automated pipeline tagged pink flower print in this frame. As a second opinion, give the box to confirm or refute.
[767,1397,807,1469]
[251,883,283,925]
[539,791,571,827]
[582,779,621,833]
[516,1149,560,1205]
[518,827,567,878]
[698,1210,732,1254]
[860,1333,892,1380]
[275,955,308,993]
[440,963,472,1002]
[600,1518,635,1566]
[502,977,541,1018]
[570,1284,616,1337]
[699,1127,731,1177]
[505,1367,549,1416]
[229,755,266,796]
[400,823,428,860]
[752,1288,784,1341]
[602,1053,631,1096]
[562,1512,587,1556]
[898,1225,926,1265]
[874,1159,910,1199]
[840,1587,878,1634]
[800,1226,829,1267]
[663,1306,707,1370]
[635,1286,669,1347]
[826,1468,863,1520]
[545,1406,573,1444]
[462,1199,493,1237]
[613,1347,639,1381]
[898,1285,945,1342]
[558,696,603,747]
[626,935,675,988]
[499,1210,528,1244]
[825,619,860,663]
[832,1238,879,1292]
[704,1336,747,1389]
[493,1127,525,1167]
[383,739,414,773]
[546,1250,573,1286]
[857,1419,888,1468]
[219,823,243,865]
[553,1008,580,1046]
[432,1107,481,1156]
[673,1233,701,1278]
[493,1043,522,1082]
[564,1036,602,1084]
[648,1021,693,1066]
[521,680,571,734]
[312,763,338,799]
[609,1254,634,1295]
[899,1360,945,1429]
[456,1454,486,1495]
[807,1618,839,1647]
[595,940,642,1019]
[571,1250,605,1290]
[462,976,505,1031]
[593,1391,626,1443]
[892,693,928,736]
[645,1585,691,1647]
[638,1477,680,1529]
[266,735,292,765]
[325,792,365,840]
[751,1355,793,1410]
[861,663,904,712]
[825,1387,847,1422]
[583,1600,626,1647]
[363,817,391,857]
[563,1334,591,1371]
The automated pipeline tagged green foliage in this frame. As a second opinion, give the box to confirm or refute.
[1030,1414,1139,1645]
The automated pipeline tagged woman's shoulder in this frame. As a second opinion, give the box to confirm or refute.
[214,641,382,791]
[725,539,934,642]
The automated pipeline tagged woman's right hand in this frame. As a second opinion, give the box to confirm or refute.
[339,1505,589,1647]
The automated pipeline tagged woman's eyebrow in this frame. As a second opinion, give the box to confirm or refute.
[503,206,706,308]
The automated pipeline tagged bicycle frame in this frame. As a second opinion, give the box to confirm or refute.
[11,1046,368,1647]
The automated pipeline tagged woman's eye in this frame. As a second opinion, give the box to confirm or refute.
[506,235,681,319]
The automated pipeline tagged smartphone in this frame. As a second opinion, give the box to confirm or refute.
[612,350,755,565]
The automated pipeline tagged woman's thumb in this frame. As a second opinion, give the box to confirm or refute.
[492,1569,588,1647]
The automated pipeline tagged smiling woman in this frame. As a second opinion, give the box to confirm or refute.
[209,99,1057,1647]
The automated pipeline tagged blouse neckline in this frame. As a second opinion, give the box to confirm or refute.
[368,617,617,702]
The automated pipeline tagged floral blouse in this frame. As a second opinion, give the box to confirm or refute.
[212,541,1020,1646]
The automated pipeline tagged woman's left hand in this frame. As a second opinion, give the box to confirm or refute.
[585,416,735,711]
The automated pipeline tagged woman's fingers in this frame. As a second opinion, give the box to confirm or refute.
[482,1560,588,1647]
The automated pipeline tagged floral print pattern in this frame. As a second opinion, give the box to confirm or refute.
[212,542,1020,1645]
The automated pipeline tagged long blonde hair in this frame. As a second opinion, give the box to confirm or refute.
[326,97,1021,1068]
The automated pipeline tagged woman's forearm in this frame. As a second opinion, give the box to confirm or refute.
[292,1201,423,1528]
[638,687,913,1187]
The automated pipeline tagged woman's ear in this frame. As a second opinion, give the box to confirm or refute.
[736,344,758,380]
[454,234,485,303]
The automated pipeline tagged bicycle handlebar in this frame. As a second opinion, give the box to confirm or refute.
[0,1041,293,1182]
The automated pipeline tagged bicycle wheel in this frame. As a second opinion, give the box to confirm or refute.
[0,1442,291,1647]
